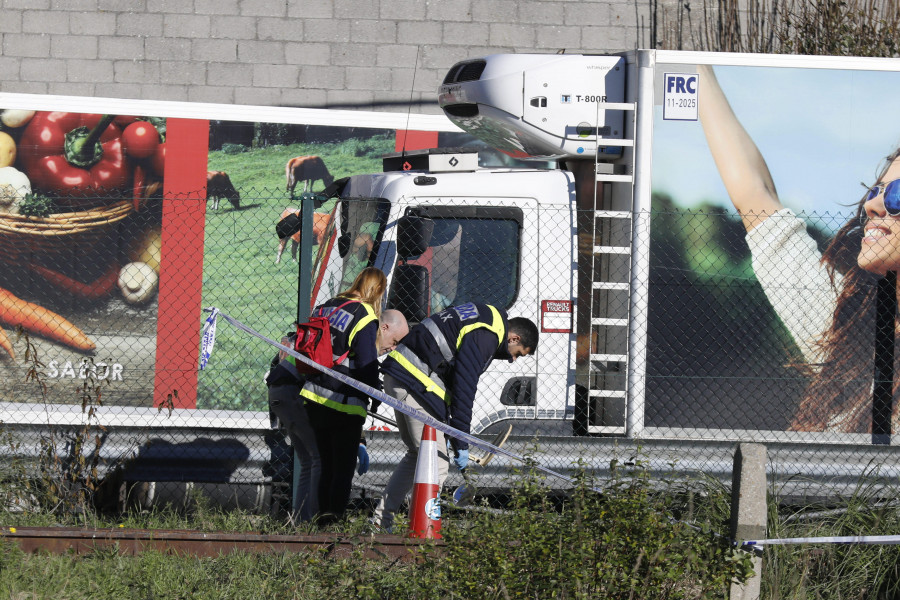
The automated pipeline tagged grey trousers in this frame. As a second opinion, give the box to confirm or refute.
[372,374,450,530]
[268,383,321,522]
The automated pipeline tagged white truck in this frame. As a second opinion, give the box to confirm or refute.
[313,53,637,441]
[305,49,900,500]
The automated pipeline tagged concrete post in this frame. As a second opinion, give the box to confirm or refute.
[729,443,767,600]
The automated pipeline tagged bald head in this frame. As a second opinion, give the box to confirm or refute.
[378,309,409,355]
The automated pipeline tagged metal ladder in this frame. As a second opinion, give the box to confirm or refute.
[586,101,637,435]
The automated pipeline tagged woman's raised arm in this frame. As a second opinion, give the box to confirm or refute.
[698,64,783,232]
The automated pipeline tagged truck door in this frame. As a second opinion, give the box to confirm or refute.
[387,202,542,433]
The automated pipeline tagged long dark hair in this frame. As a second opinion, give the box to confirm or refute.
[790,149,900,432]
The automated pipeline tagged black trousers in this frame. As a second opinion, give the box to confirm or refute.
[305,401,364,518]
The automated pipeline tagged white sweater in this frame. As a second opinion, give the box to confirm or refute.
[745,208,840,364]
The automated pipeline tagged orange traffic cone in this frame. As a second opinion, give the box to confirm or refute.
[408,424,441,539]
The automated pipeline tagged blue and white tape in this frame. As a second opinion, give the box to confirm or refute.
[742,534,900,552]
[203,307,900,550]
[201,307,586,490]
[198,308,219,371]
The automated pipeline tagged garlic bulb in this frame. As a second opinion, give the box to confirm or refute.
[0,166,31,215]
[118,262,159,305]
[0,110,35,128]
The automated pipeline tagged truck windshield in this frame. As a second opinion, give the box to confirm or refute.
[405,206,522,313]
[337,197,391,290]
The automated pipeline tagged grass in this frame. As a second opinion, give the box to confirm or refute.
[762,471,900,599]
[6,463,900,597]
[199,133,394,411]
[0,541,360,600]
[0,462,753,600]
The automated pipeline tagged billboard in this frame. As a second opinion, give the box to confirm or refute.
[647,59,900,436]
[197,121,423,411]
[0,110,208,410]
[0,99,453,413]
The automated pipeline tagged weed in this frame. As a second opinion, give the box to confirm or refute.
[433,455,753,599]
[764,471,900,599]
[0,328,131,521]
[8,466,900,598]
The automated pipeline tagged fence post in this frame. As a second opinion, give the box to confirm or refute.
[292,195,315,515]
[729,442,767,600]
[871,270,896,445]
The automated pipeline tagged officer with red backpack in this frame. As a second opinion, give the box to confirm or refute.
[372,301,538,532]
[300,267,408,523]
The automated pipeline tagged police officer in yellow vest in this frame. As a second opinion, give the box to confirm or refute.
[300,268,402,523]
[373,301,538,531]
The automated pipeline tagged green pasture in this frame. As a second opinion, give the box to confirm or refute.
[198,133,394,410]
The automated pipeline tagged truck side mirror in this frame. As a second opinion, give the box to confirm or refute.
[338,232,351,257]
[396,215,434,259]
[388,264,430,323]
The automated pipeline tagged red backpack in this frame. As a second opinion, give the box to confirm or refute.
[292,300,357,375]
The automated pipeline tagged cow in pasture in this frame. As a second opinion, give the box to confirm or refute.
[275,208,334,264]
[285,156,334,199]
[206,170,240,210]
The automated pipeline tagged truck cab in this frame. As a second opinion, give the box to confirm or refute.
[309,152,579,436]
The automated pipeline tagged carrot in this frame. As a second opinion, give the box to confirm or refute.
[0,324,13,360]
[0,286,95,352]
[30,263,118,300]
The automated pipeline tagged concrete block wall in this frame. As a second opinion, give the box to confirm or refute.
[0,0,651,114]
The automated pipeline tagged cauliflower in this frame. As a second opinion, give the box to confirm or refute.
[0,167,32,215]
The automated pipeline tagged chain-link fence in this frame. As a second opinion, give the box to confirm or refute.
[2,176,898,515]
[2,84,900,517]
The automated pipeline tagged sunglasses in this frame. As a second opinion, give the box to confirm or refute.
[864,177,900,216]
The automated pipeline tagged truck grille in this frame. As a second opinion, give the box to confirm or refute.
[443,60,486,84]
[443,104,479,118]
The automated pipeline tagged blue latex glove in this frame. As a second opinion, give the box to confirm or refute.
[454,448,469,471]
[357,443,370,475]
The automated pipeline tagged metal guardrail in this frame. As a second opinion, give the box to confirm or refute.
[4,413,899,512]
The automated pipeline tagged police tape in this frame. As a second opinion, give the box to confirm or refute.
[202,309,900,550]
[741,534,900,552]
[201,308,588,491]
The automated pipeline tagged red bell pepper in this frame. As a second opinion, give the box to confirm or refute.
[18,112,132,207]
[151,142,166,178]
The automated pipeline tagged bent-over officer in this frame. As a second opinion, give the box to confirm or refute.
[372,301,538,531]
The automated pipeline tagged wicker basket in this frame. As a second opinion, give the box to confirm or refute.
[0,200,134,262]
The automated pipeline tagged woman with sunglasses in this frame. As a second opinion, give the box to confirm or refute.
[699,64,900,433]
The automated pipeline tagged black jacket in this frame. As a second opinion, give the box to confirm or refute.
[298,296,380,418]
[381,302,510,450]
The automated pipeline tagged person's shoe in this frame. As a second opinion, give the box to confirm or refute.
[316,512,341,528]
[365,517,392,535]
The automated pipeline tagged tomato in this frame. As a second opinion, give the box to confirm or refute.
[122,121,160,159]
[113,115,138,128]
